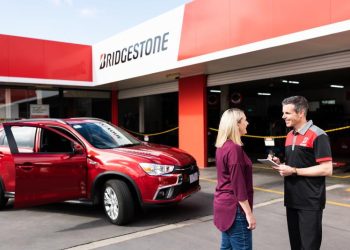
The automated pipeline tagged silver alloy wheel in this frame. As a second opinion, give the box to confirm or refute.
[104,186,119,220]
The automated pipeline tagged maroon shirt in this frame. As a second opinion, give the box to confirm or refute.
[213,140,253,232]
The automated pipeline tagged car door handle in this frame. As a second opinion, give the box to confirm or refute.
[18,163,34,171]
[0,151,4,158]
[61,154,73,160]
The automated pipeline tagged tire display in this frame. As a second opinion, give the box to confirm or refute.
[230,92,242,104]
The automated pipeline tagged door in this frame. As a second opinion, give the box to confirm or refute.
[3,123,87,208]
[0,129,16,192]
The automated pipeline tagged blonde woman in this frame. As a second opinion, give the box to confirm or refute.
[214,108,256,250]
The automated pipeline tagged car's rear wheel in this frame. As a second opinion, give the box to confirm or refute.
[0,184,8,210]
[103,179,134,225]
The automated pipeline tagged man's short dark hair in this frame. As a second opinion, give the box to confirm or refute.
[282,96,309,116]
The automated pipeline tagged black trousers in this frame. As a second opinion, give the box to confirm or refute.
[286,207,323,250]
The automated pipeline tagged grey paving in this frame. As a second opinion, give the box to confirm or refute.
[0,165,349,250]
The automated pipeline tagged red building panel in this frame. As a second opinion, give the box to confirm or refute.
[331,0,350,22]
[0,34,92,81]
[178,0,350,60]
[8,35,46,78]
[179,75,207,168]
[271,0,329,37]
[0,35,9,76]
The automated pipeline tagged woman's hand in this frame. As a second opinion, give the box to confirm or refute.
[238,200,256,230]
[246,213,256,230]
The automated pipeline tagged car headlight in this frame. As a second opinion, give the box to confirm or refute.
[139,163,174,176]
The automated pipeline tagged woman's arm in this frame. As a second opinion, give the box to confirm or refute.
[239,200,256,230]
[227,144,256,229]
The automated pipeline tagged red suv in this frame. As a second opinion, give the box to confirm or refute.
[0,118,200,225]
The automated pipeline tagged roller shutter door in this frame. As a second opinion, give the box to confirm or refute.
[118,81,178,99]
[208,51,350,86]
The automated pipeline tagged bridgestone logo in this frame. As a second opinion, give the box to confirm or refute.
[99,32,169,70]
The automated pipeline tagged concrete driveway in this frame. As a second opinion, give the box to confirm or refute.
[1,165,349,250]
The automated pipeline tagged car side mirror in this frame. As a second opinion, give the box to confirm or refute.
[72,143,84,155]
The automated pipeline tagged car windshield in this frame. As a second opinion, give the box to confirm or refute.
[70,121,140,149]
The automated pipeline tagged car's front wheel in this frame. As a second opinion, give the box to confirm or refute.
[103,179,135,225]
[0,184,9,210]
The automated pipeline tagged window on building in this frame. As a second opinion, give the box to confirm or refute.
[63,90,111,121]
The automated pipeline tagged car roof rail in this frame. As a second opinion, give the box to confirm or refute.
[3,118,68,125]
[66,117,107,122]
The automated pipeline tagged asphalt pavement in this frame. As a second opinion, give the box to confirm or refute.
[1,165,349,250]
[68,166,350,250]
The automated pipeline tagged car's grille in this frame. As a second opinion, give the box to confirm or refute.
[173,164,198,174]
[155,164,199,200]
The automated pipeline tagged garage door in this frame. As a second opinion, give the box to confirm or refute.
[118,81,178,99]
[208,50,350,86]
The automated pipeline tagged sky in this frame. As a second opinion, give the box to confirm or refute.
[0,0,191,45]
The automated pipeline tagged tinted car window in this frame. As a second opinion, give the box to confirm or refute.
[71,121,140,149]
[39,128,73,153]
[49,126,81,143]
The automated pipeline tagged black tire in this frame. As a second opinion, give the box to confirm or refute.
[103,179,135,225]
[0,184,8,210]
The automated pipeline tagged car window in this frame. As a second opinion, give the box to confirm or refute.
[39,128,73,153]
[49,126,80,142]
[9,126,36,153]
[71,121,140,149]
[0,129,7,146]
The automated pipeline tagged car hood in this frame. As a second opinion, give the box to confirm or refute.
[111,143,195,166]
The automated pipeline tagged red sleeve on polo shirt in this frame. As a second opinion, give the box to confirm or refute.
[314,134,332,163]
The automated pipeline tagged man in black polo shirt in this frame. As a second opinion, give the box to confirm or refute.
[270,96,333,250]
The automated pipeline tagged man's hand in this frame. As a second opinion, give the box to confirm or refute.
[273,164,296,176]
[267,154,281,165]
